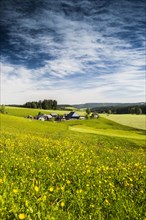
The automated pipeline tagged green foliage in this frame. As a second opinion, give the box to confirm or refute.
[0,113,146,219]
[108,109,112,114]
[102,114,146,130]
[23,99,57,110]
[135,106,142,115]
[86,108,91,115]
[0,105,6,114]
[92,104,146,114]
[4,106,85,118]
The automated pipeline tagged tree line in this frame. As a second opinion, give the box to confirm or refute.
[92,105,146,114]
[23,99,57,110]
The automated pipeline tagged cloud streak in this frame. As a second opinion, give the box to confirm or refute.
[0,0,145,104]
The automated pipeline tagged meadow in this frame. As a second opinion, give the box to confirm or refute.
[4,106,85,118]
[101,114,146,130]
[0,108,146,220]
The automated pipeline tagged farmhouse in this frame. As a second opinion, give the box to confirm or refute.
[91,112,99,119]
[66,111,80,120]
[51,113,58,118]
[31,111,81,121]
[55,115,65,121]
[36,114,52,121]
[26,115,33,119]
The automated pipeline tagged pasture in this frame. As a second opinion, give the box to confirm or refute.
[0,108,146,220]
[5,106,85,118]
[101,114,146,130]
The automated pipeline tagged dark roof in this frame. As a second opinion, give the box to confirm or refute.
[51,113,58,117]
[66,111,80,118]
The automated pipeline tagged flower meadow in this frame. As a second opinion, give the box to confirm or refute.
[0,114,146,219]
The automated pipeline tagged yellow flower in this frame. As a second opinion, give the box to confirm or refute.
[25,200,29,207]
[105,199,110,205]
[49,187,54,192]
[43,195,46,201]
[61,186,65,191]
[61,201,65,207]
[66,180,71,184]
[34,186,39,192]
[76,189,83,194]
[19,213,25,219]
[13,189,18,194]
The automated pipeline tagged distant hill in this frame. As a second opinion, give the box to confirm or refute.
[72,102,146,109]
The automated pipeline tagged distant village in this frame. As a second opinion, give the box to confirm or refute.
[26,111,99,122]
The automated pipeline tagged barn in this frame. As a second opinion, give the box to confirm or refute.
[66,111,80,120]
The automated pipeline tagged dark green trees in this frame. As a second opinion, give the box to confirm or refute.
[23,99,58,110]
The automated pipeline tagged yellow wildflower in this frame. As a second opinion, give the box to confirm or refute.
[13,189,18,194]
[34,186,39,192]
[61,186,65,191]
[49,187,54,192]
[61,201,65,207]
[105,199,110,205]
[25,200,29,207]
[43,195,46,201]
[19,213,25,219]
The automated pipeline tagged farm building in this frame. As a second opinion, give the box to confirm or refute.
[26,115,33,119]
[55,115,65,121]
[36,114,52,121]
[66,111,80,120]
[51,113,58,118]
[91,112,99,119]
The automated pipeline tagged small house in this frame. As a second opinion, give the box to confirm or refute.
[26,115,33,119]
[37,114,52,121]
[91,112,99,119]
[51,113,58,118]
[55,115,64,122]
[66,111,80,120]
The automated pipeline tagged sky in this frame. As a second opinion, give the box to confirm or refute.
[0,0,145,105]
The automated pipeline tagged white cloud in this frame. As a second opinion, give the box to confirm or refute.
[1,0,145,104]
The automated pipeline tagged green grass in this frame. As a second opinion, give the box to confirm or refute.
[0,112,146,220]
[69,125,145,140]
[5,106,86,117]
[101,114,146,130]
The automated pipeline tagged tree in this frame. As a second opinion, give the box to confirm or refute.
[130,107,135,114]
[37,100,42,109]
[23,99,58,110]
[135,106,142,115]
[42,100,49,109]
[52,100,57,110]
[0,105,6,114]
[108,109,112,114]
[31,102,37,109]
[86,108,91,115]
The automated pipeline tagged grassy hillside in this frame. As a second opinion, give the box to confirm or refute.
[5,106,85,117]
[101,114,146,130]
[0,113,146,219]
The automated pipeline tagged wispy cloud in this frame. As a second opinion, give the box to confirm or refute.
[0,0,145,104]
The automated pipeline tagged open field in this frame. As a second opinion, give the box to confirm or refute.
[101,114,146,130]
[5,106,86,117]
[69,125,145,140]
[0,110,146,219]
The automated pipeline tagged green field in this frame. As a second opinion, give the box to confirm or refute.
[5,106,85,117]
[0,108,146,220]
[101,114,146,130]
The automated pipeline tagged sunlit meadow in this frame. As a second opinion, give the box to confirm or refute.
[0,109,146,220]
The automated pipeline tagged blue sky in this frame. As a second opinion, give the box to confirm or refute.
[0,0,145,104]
